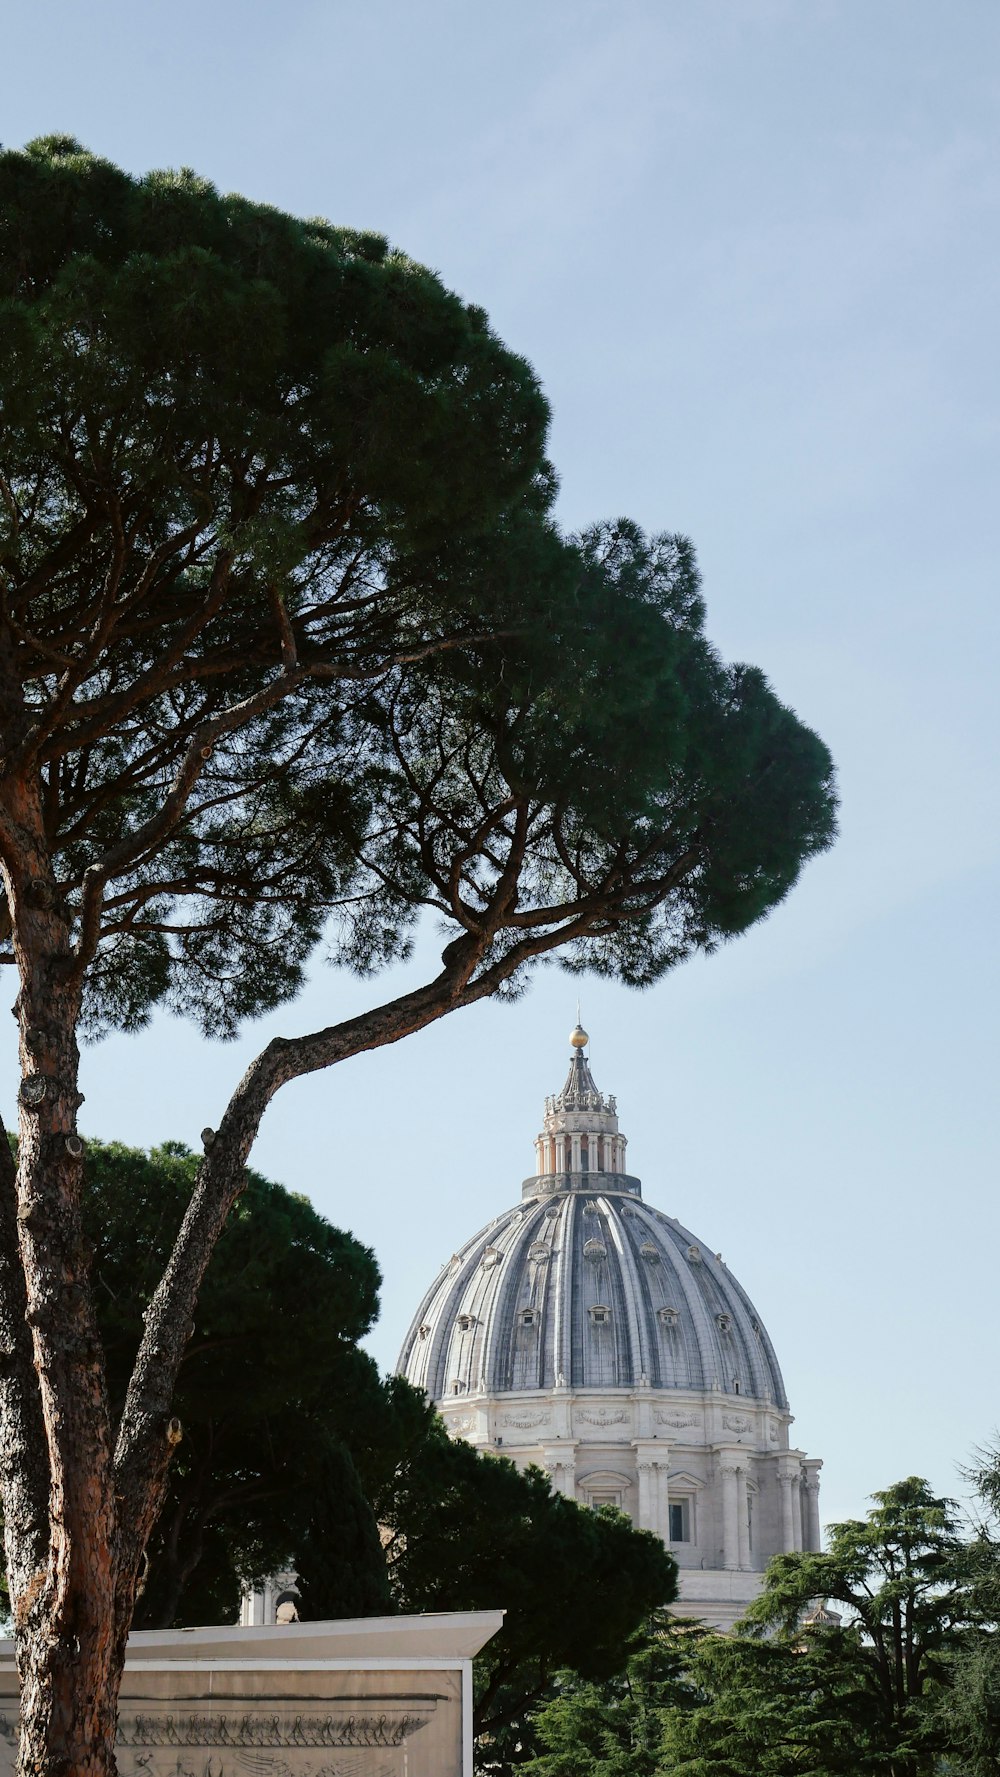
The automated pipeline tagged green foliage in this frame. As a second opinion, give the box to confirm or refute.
[672,1479,975,1777]
[371,1416,677,1755]
[73,1136,681,1724]
[744,1478,969,1684]
[0,139,837,1039]
[1,136,547,539]
[934,1635,1000,1776]
[930,1446,1000,1775]
[0,135,550,1031]
[524,1616,700,1777]
[82,1138,394,1624]
[661,1626,902,1777]
[524,1623,892,1777]
[521,1479,990,1777]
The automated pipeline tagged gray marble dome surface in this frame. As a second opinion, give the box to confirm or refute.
[398,1036,787,1409]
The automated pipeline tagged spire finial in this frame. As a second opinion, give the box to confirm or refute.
[569,1008,589,1050]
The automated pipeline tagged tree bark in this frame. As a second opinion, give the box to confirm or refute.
[0,776,121,1777]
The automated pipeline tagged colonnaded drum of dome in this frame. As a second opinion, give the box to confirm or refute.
[396,1027,822,1630]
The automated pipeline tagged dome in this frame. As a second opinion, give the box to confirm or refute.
[398,1045,786,1407]
[396,1031,820,1631]
[399,1190,786,1406]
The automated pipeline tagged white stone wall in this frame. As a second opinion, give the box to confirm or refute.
[440,1385,821,1628]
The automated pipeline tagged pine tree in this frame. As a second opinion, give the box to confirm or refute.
[0,137,836,1775]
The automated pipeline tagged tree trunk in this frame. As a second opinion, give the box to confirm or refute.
[0,778,123,1777]
[15,1638,121,1777]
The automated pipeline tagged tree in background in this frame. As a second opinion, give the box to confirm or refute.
[657,1623,899,1777]
[930,1446,1000,1775]
[80,1139,394,1627]
[73,1139,679,1765]
[0,135,836,1775]
[527,1618,891,1777]
[31,1139,679,1728]
[524,1478,986,1777]
[679,1478,973,1777]
[523,1614,701,1777]
[373,1417,677,1758]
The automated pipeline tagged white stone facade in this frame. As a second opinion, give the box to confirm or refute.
[438,1388,821,1626]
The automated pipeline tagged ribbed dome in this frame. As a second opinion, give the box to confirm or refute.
[399,1190,786,1406]
[398,1045,787,1409]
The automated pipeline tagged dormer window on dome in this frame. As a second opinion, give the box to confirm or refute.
[588,1304,611,1325]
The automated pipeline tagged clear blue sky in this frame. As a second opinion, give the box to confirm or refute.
[3,0,998,1533]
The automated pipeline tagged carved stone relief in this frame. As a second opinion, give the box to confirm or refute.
[654,1410,698,1428]
[0,1666,465,1777]
[722,1414,752,1433]
[498,1411,550,1430]
[576,1408,628,1427]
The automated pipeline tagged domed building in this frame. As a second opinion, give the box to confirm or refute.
[397,1028,822,1628]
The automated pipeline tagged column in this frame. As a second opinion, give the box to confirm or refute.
[571,1134,582,1172]
[804,1480,821,1551]
[542,1445,578,1499]
[658,1460,671,1542]
[637,1461,654,1531]
[720,1461,739,1568]
[778,1471,797,1552]
[792,1474,803,1551]
[555,1135,566,1172]
[736,1466,751,1571]
[802,1462,823,1551]
[634,1450,669,1538]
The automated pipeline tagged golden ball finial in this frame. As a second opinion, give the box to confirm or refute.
[570,1024,589,1049]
